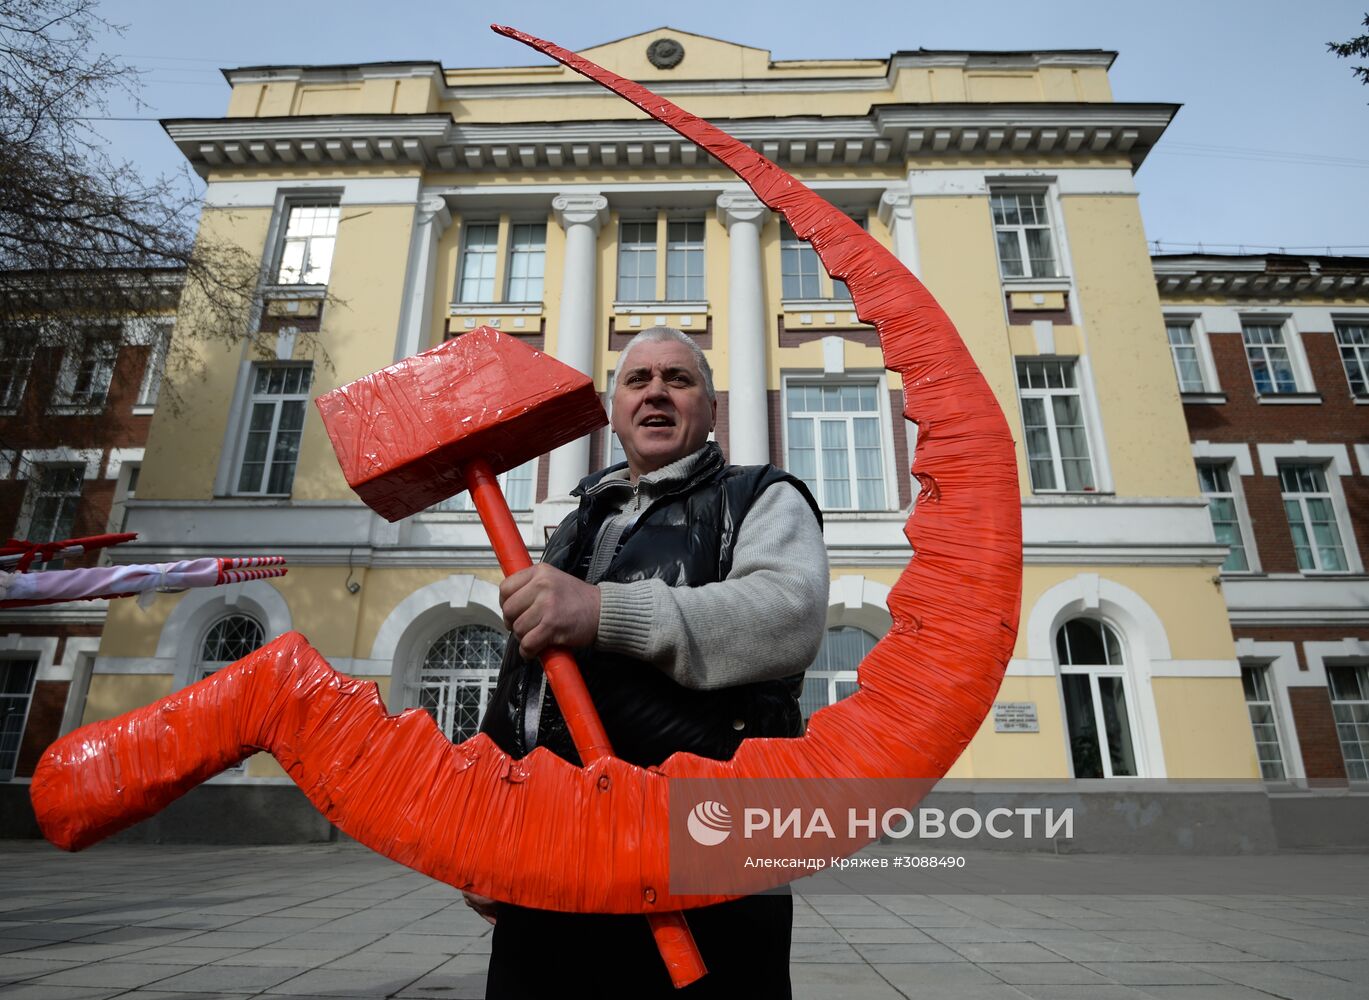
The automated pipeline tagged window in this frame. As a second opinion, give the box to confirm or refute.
[23,465,82,548]
[505,223,547,302]
[617,220,658,302]
[199,615,265,673]
[1197,463,1251,572]
[456,222,498,302]
[197,615,264,774]
[1016,359,1094,493]
[1335,321,1369,399]
[665,220,705,301]
[799,626,874,722]
[780,217,862,301]
[1328,665,1369,782]
[53,333,118,410]
[0,333,36,411]
[615,215,707,304]
[275,203,338,286]
[1241,665,1286,781]
[785,381,888,510]
[417,624,508,742]
[991,191,1057,279]
[1279,464,1348,572]
[1242,322,1297,394]
[1056,618,1138,779]
[1166,322,1206,393]
[136,325,172,408]
[235,365,311,496]
[0,658,38,781]
[431,460,536,513]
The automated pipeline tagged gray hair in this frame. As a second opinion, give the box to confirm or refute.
[615,326,715,401]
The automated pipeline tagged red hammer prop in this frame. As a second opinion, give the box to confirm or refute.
[315,327,708,987]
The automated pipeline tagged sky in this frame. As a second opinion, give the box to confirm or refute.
[94,0,1369,256]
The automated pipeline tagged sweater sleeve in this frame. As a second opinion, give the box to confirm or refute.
[594,481,829,690]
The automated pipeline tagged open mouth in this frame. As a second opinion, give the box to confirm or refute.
[640,414,675,427]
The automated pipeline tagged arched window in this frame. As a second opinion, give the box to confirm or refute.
[801,626,875,721]
[198,614,264,678]
[196,613,264,774]
[1056,618,1138,779]
[418,624,508,742]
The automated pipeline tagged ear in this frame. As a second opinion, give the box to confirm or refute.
[709,398,718,429]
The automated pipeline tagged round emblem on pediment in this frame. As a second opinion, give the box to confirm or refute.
[647,37,685,69]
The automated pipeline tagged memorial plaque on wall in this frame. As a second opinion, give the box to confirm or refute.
[993,701,1039,733]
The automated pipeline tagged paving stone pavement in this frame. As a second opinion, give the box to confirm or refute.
[0,842,1365,999]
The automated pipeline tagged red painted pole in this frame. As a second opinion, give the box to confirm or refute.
[463,457,707,987]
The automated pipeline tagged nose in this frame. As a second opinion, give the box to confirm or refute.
[643,374,670,399]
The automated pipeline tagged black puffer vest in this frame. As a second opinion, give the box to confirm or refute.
[480,443,822,768]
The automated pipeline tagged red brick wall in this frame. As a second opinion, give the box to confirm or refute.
[1287,686,1349,785]
[15,680,69,778]
[1186,326,1369,575]
[0,342,153,568]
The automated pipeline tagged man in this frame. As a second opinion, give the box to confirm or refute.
[471,327,828,998]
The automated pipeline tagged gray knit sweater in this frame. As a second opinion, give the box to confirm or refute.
[586,445,830,690]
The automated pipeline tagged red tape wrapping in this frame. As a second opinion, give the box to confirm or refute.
[30,25,1022,915]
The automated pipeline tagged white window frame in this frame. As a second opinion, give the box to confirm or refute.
[1191,443,1259,573]
[781,372,898,512]
[195,614,265,774]
[51,328,120,414]
[134,322,173,412]
[428,459,537,514]
[13,462,86,547]
[1240,315,1316,399]
[1326,662,1369,783]
[989,188,1061,280]
[1196,460,1258,574]
[0,330,38,414]
[0,655,40,782]
[1278,462,1353,574]
[779,214,864,303]
[455,220,500,304]
[1054,617,1143,780]
[1334,317,1369,400]
[800,626,875,723]
[665,217,706,303]
[616,216,660,303]
[411,622,509,744]
[1162,313,1221,397]
[272,200,340,287]
[1256,443,1361,573]
[1015,357,1098,494]
[230,363,313,497]
[1241,663,1289,782]
[504,221,547,304]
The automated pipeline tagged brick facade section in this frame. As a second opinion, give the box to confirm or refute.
[1287,686,1349,785]
[0,342,153,567]
[1186,327,1369,575]
[15,680,69,778]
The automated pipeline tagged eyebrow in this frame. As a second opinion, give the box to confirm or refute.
[621,365,696,381]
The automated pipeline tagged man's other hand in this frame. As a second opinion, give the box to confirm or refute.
[462,890,498,926]
[500,564,600,658]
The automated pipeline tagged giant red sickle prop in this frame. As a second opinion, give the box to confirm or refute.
[31,13,1022,963]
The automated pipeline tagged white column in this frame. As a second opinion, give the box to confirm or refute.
[878,189,919,278]
[547,193,608,498]
[717,192,770,466]
[393,195,453,362]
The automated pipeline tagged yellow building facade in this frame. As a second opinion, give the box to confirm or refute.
[92,28,1258,792]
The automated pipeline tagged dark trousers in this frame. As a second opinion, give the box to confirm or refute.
[485,891,793,999]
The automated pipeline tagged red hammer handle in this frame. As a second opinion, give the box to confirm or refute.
[462,458,707,988]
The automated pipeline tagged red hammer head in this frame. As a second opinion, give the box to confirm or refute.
[316,327,607,522]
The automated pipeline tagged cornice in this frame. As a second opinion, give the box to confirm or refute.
[1154,270,1369,299]
[166,102,1175,177]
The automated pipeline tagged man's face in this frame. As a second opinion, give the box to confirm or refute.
[612,339,716,479]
